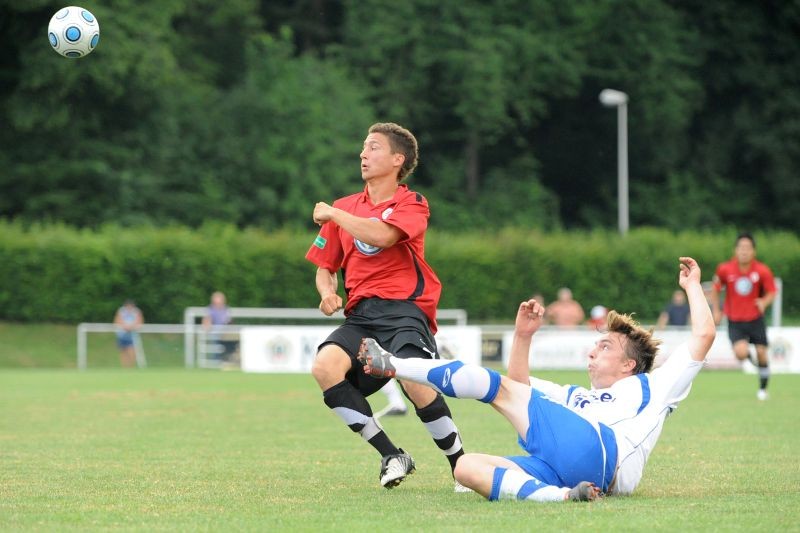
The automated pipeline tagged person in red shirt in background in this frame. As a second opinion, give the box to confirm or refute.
[711,232,777,400]
[306,122,466,490]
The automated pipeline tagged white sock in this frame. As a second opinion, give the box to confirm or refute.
[379,379,406,408]
[391,357,500,402]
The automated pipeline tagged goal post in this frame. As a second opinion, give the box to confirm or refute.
[76,323,188,370]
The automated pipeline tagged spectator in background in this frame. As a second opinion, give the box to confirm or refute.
[114,299,143,368]
[656,290,690,328]
[711,232,777,401]
[203,291,231,329]
[586,305,608,330]
[202,291,235,361]
[545,287,585,326]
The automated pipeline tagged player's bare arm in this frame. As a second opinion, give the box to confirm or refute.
[755,291,776,314]
[679,256,716,361]
[709,282,723,325]
[507,299,545,384]
[313,201,403,248]
[315,267,343,316]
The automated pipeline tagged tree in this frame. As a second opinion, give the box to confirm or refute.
[199,30,375,229]
[334,0,588,229]
[673,0,800,231]
[1,1,798,233]
[534,0,704,228]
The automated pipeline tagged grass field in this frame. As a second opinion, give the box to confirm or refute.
[2,366,799,532]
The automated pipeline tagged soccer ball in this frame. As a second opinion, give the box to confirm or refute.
[48,6,100,58]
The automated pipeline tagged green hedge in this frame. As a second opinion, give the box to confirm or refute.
[0,223,797,324]
[431,228,800,322]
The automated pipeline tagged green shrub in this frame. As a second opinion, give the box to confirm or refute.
[0,222,317,323]
[0,222,797,324]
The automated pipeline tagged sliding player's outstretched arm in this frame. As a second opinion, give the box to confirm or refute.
[507,299,546,384]
[679,257,716,361]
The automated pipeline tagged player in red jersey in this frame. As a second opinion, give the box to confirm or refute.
[306,123,466,490]
[711,233,777,400]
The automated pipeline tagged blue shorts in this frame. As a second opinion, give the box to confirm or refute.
[116,331,134,348]
[505,389,617,491]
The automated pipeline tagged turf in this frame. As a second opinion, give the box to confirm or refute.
[1,368,798,531]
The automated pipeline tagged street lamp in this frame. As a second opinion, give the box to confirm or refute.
[599,88,629,235]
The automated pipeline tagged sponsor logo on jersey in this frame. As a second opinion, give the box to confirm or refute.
[572,390,614,409]
[313,235,326,249]
[354,217,384,255]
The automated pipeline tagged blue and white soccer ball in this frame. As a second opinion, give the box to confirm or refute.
[48,6,100,58]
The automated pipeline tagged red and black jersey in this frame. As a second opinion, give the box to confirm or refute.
[305,184,442,332]
[713,258,776,322]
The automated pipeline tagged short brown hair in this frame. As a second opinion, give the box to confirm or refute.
[368,122,419,180]
[605,310,661,374]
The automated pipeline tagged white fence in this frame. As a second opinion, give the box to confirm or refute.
[78,305,799,373]
[78,307,468,370]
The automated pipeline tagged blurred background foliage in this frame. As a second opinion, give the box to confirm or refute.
[1,0,798,233]
[0,222,798,323]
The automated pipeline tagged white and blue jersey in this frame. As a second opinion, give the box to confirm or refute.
[511,343,702,495]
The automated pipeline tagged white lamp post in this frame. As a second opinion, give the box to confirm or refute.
[599,88,629,235]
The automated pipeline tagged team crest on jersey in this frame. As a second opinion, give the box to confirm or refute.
[354,217,384,256]
[382,208,393,220]
[734,276,754,296]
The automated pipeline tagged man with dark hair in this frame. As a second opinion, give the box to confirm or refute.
[360,257,715,502]
[711,232,777,400]
[656,290,690,328]
[306,122,466,490]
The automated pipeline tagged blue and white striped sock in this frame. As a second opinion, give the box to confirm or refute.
[490,467,568,502]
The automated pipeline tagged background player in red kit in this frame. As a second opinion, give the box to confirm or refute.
[305,122,466,489]
[711,232,777,400]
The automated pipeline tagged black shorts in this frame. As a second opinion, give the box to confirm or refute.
[728,317,768,346]
[318,298,439,397]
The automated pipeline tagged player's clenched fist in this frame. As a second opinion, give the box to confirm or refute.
[319,293,343,316]
[313,202,335,225]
